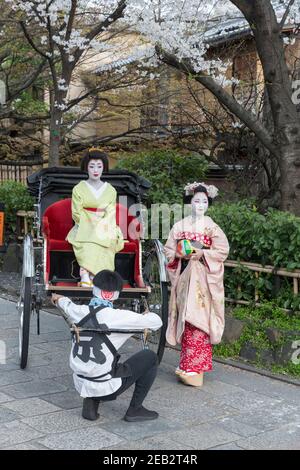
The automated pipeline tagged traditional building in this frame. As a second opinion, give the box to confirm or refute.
[63,7,299,199]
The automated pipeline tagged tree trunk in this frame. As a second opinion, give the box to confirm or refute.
[231,0,300,215]
[279,128,300,215]
[48,108,62,167]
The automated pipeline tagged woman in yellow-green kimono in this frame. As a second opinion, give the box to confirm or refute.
[66,148,124,287]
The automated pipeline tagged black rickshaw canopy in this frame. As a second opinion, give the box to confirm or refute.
[27,167,151,215]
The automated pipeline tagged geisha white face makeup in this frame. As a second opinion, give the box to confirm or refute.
[87,159,104,181]
[191,192,209,217]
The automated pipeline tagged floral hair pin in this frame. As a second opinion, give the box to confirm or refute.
[184,182,219,199]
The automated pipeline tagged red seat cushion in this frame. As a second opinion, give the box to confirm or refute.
[43,199,141,244]
[122,241,138,253]
[116,203,141,241]
[48,240,73,251]
[43,199,73,241]
[43,198,145,287]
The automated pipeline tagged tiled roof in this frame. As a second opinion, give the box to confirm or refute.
[204,1,295,45]
[204,16,250,44]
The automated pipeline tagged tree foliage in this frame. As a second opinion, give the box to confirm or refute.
[116,149,208,204]
[2,1,300,213]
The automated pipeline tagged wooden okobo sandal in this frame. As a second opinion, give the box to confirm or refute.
[176,370,204,387]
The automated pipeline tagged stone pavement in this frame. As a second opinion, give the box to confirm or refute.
[0,296,299,451]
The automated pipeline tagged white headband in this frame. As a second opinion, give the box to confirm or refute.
[184,182,218,199]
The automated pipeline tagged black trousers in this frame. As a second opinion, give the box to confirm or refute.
[96,349,158,409]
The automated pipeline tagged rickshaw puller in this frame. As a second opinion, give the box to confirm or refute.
[51,270,162,422]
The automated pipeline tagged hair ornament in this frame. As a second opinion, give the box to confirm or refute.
[184,182,219,199]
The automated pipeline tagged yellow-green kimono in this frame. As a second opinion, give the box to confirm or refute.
[66,180,124,275]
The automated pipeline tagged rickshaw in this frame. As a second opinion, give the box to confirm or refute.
[18,167,169,369]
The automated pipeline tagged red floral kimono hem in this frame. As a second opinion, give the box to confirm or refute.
[179,322,213,373]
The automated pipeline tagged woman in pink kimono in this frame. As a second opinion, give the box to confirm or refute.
[164,183,229,386]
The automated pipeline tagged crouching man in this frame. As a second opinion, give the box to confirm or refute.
[51,270,162,422]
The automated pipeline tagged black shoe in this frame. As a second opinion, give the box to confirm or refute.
[124,406,159,422]
[82,398,100,421]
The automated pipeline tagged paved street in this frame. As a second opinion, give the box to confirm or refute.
[0,296,299,450]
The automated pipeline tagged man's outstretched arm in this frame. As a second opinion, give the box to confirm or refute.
[51,294,88,324]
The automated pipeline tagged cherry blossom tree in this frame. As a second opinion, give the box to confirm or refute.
[5,0,300,214]
[0,11,48,127]
[4,0,148,166]
[130,0,300,213]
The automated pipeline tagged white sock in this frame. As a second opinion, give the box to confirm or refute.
[80,268,90,283]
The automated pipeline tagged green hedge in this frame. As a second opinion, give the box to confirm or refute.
[208,201,300,310]
[0,181,34,239]
[208,201,300,269]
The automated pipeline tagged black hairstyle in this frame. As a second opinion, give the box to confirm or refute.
[93,270,124,292]
[183,184,213,206]
[80,148,109,173]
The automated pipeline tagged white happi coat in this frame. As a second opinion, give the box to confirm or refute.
[57,297,162,398]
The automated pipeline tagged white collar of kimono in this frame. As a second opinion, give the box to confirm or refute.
[85,180,107,198]
[93,286,120,301]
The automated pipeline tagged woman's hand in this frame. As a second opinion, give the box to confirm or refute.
[190,248,204,260]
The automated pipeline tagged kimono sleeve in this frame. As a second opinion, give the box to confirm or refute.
[203,225,229,276]
[115,225,125,252]
[202,225,229,344]
[164,225,178,262]
[71,186,84,225]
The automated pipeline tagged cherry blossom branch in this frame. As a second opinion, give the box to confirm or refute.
[19,21,48,59]
[156,46,279,159]
[280,0,296,29]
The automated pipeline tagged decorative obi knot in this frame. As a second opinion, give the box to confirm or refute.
[199,235,212,248]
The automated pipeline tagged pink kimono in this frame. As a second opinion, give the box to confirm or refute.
[164,215,229,373]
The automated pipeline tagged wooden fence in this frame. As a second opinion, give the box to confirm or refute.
[224,260,300,312]
[0,160,42,184]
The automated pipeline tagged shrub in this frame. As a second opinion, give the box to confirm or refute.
[208,201,300,269]
[0,180,34,239]
[116,150,208,205]
[207,201,300,310]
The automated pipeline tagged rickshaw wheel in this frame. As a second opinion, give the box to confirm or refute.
[18,277,32,369]
[18,234,34,370]
[143,247,168,363]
